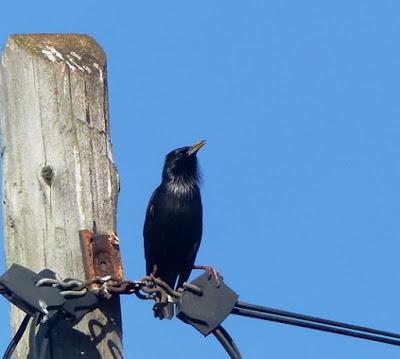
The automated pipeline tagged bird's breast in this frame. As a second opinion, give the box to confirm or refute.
[157,185,201,219]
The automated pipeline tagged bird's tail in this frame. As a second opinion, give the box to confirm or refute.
[153,302,174,320]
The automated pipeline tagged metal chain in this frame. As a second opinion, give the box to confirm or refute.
[35,273,198,306]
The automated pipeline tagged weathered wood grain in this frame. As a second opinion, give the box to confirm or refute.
[0,34,122,358]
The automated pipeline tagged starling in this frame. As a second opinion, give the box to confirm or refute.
[143,140,205,319]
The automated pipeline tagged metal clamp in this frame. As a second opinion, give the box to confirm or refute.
[79,230,124,289]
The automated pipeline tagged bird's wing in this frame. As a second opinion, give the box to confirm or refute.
[143,188,159,274]
[177,236,202,289]
[177,198,203,288]
[185,193,203,265]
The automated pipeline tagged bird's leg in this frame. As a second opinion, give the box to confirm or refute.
[149,264,162,304]
[193,265,222,287]
[150,264,158,278]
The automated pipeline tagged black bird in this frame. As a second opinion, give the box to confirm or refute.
[143,140,205,319]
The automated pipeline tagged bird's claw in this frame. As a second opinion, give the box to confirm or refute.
[193,265,222,287]
[109,231,120,246]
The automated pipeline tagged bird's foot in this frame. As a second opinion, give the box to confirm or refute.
[108,231,120,246]
[193,265,222,287]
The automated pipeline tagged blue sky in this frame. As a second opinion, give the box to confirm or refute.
[1,1,400,358]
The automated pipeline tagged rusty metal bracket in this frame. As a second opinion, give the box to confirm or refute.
[79,230,124,289]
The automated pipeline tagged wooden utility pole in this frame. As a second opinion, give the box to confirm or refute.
[0,34,122,358]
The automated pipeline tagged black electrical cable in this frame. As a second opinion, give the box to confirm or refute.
[232,307,400,347]
[2,313,31,359]
[213,325,242,359]
[29,312,41,359]
[236,301,400,340]
[218,325,242,358]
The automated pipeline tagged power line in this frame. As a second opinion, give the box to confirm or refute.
[232,302,400,347]
[2,313,30,359]
[235,301,400,340]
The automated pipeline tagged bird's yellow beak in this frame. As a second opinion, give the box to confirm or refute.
[187,140,206,156]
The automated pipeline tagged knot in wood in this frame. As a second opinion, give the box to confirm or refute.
[41,165,54,186]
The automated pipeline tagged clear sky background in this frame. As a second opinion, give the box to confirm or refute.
[1,1,400,358]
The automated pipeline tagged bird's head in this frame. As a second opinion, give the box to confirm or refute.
[162,140,206,186]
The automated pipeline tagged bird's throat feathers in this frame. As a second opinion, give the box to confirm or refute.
[165,175,199,198]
